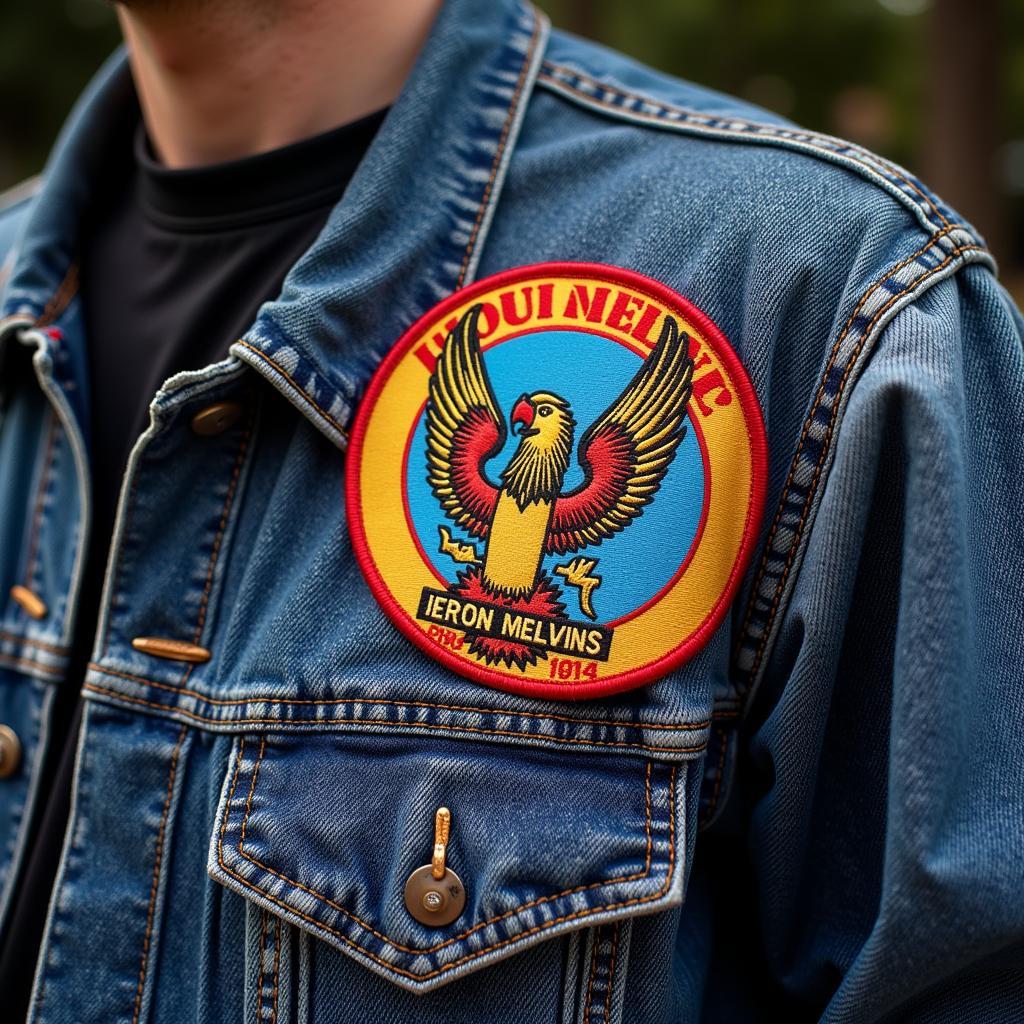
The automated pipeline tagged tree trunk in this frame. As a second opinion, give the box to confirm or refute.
[923,0,1005,260]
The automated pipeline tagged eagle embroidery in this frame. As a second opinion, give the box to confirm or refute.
[425,303,694,667]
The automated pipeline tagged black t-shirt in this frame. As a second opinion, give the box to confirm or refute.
[0,104,386,1015]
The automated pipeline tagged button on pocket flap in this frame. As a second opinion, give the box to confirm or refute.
[207,731,694,992]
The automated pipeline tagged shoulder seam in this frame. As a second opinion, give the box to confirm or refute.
[733,230,992,708]
[696,232,994,831]
[536,61,982,247]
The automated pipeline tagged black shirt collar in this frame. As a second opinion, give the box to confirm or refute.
[134,107,389,233]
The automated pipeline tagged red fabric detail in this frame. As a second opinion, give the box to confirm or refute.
[547,425,633,554]
[510,395,534,430]
[452,568,565,669]
[448,409,500,538]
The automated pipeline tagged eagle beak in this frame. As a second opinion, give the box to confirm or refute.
[511,395,535,435]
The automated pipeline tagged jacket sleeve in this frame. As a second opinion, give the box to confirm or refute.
[0,179,40,278]
[744,262,1024,1021]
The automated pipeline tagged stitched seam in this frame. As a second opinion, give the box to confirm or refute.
[538,65,952,233]
[582,927,602,1024]
[178,415,254,691]
[0,652,64,676]
[83,681,706,753]
[737,242,983,692]
[20,408,58,595]
[216,741,677,983]
[85,662,708,732]
[711,706,739,719]
[34,262,79,328]
[190,421,252,645]
[733,227,958,656]
[255,910,281,1024]
[744,246,983,685]
[271,917,281,1024]
[131,724,188,1024]
[604,923,620,1024]
[257,910,270,1020]
[234,340,348,439]
[699,723,730,828]
[101,438,149,659]
[216,778,677,986]
[104,409,252,667]
[0,629,67,655]
[239,736,267,851]
[456,12,541,287]
[226,738,661,956]
[235,741,655,953]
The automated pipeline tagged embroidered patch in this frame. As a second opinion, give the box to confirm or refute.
[347,263,767,700]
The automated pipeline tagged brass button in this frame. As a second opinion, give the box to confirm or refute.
[404,807,466,926]
[131,636,211,663]
[10,585,47,619]
[404,864,466,927]
[190,401,243,436]
[0,725,22,779]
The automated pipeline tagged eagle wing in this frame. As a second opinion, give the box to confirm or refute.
[547,315,694,555]
[425,304,504,539]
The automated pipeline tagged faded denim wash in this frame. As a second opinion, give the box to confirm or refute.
[0,0,1022,1020]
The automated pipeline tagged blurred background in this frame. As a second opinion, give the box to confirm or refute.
[1,0,1021,297]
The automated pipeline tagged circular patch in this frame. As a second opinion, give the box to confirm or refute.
[346,262,767,700]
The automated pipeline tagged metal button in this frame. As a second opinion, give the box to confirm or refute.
[131,636,211,663]
[404,864,466,927]
[404,807,466,926]
[190,401,243,436]
[0,725,22,779]
[10,585,47,620]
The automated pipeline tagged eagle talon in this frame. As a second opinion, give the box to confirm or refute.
[437,526,481,565]
[554,557,602,620]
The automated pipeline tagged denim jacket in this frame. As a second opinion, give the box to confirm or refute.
[2,0,1023,1021]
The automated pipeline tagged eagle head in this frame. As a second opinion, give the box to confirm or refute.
[501,391,576,509]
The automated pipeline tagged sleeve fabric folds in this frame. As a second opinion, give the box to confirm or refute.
[745,264,1024,1022]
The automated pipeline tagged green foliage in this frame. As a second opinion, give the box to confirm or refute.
[0,0,119,189]
[1,0,1021,275]
[541,0,1024,273]
[541,0,932,166]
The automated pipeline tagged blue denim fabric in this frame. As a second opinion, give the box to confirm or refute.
[1,0,1022,1020]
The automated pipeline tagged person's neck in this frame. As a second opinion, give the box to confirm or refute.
[117,0,441,169]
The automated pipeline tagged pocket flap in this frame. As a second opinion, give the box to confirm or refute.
[207,731,693,992]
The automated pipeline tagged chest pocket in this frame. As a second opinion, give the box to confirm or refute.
[207,726,700,995]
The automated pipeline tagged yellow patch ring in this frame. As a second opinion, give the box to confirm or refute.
[346,263,767,700]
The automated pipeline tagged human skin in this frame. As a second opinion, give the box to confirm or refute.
[114,0,442,168]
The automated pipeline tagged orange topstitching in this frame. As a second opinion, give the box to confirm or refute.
[86,662,710,732]
[737,241,982,689]
[215,734,678,982]
[538,63,951,232]
[83,681,707,754]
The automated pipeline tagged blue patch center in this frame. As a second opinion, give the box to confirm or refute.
[405,329,706,623]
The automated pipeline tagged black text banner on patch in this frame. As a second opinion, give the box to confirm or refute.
[416,587,613,662]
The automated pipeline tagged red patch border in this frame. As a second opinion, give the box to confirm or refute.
[346,261,768,701]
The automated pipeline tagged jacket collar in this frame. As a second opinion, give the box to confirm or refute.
[1,0,549,448]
